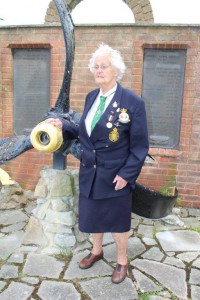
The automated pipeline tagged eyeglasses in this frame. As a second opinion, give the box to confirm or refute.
[93,64,111,71]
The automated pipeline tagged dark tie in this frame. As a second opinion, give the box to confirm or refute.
[91,96,107,132]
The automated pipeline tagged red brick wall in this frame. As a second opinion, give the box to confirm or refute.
[0,24,199,207]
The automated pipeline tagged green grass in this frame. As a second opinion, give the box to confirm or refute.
[189,226,200,234]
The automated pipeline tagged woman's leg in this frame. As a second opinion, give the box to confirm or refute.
[92,233,104,254]
[111,232,129,265]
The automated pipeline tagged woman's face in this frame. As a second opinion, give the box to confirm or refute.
[93,54,119,90]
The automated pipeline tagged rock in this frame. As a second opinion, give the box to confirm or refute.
[22,216,48,247]
[23,253,64,278]
[0,282,34,300]
[37,280,81,300]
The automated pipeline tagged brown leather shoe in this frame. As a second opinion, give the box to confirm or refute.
[111,263,128,284]
[79,251,104,269]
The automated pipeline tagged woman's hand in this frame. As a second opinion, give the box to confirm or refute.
[45,118,63,129]
[113,175,128,191]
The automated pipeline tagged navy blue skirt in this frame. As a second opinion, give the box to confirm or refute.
[78,192,132,233]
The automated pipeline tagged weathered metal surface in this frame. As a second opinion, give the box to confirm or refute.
[0,0,79,164]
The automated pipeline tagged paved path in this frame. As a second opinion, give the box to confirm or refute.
[0,204,200,300]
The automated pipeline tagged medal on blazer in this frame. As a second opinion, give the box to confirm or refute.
[118,108,130,123]
[109,127,119,142]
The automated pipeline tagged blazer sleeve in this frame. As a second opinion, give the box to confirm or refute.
[62,120,79,141]
[117,100,149,187]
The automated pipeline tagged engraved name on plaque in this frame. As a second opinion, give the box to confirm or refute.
[142,49,186,149]
[13,48,51,135]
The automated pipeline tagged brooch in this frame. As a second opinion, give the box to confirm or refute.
[109,127,119,142]
[113,101,118,108]
[118,108,130,123]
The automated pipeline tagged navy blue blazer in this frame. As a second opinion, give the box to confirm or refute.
[62,83,149,199]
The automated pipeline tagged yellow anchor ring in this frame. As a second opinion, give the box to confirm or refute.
[30,121,63,153]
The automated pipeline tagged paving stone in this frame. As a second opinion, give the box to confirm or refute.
[189,268,200,285]
[181,217,200,228]
[103,237,146,262]
[0,210,28,225]
[188,208,200,217]
[16,246,38,253]
[23,253,64,278]
[177,252,200,263]
[142,247,164,262]
[64,250,113,279]
[79,277,138,300]
[73,241,91,253]
[132,269,159,293]
[0,282,34,300]
[22,277,40,285]
[37,280,81,300]
[142,237,157,246]
[0,265,18,279]
[7,253,24,264]
[131,218,139,228]
[163,257,185,268]
[156,230,200,252]
[0,281,6,292]
[131,259,187,299]
[0,231,24,259]
[1,222,26,233]
[192,257,200,268]
[137,224,154,238]
[142,219,154,225]
[191,285,200,300]
[166,252,175,257]
[154,221,181,231]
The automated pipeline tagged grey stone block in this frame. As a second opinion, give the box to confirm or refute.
[37,280,81,300]
[0,282,34,300]
[79,277,138,300]
[23,253,64,278]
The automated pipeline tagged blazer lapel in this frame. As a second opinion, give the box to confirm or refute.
[90,83,123,143]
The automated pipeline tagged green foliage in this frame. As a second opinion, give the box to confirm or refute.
[189,226,200,234]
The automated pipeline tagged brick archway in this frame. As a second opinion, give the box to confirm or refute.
[45,0,154,24]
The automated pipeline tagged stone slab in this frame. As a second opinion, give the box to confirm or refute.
[192,257,200,268]
[0,265,18,279]
[156,230,200,252]
[163,257,185,268]
[79,277,138,300]
[1,222,26,233]
[23,253,64,278]
[177,252,200,263]
[131,259,187,299]
[141,247,164,262]
[37,280,81,300]
[191,285,200,300]
[0,281,6,292]
[22,277,39,285]
[132,269,159,293]
[0,210,28,225]
[7,253,24,264]
[64,250,113,279]
[0,282,34,300]
[189,268,200,285]
[137,224,154,238]
[0,231,24,259]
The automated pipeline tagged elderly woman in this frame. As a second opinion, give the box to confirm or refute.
[47,44,149,284]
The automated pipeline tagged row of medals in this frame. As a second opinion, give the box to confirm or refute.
[105,101,130,142]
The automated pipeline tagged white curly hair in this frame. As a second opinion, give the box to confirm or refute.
[88,44,126,81]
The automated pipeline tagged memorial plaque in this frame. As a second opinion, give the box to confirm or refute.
[13,49,51,135]
[142,49,186,149]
